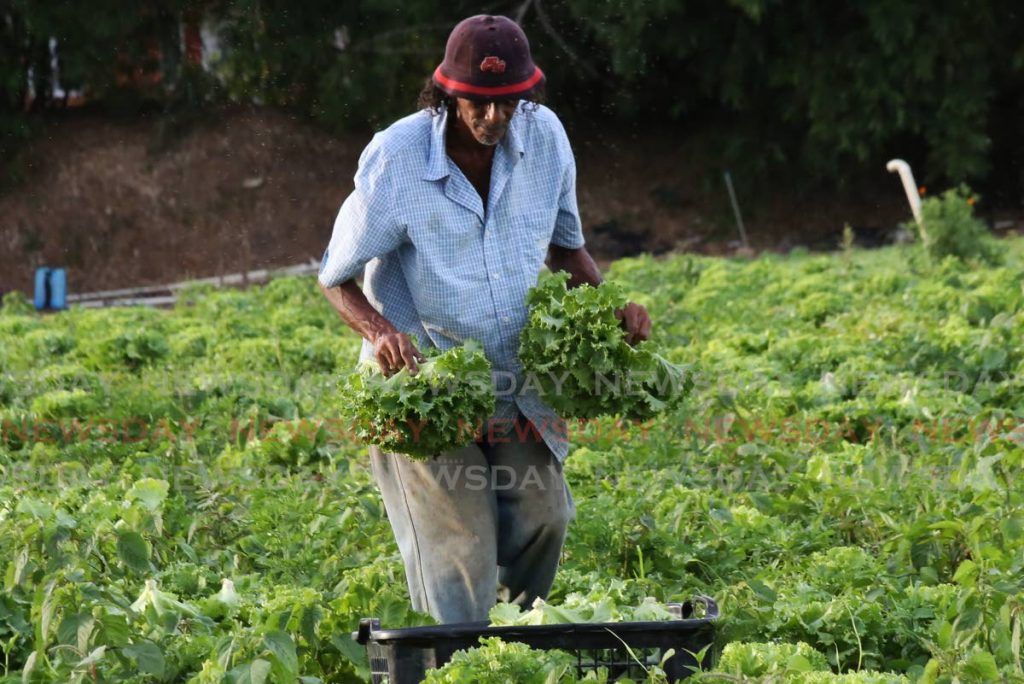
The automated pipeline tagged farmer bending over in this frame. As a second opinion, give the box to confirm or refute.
[318,14,651,624]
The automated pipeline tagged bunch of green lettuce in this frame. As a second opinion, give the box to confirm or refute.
[519,271,691,419]
[489,595,674,626]
[342,339,495,459]
[422,637,577,684]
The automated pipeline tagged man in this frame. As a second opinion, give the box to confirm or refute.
[317,14,651,624]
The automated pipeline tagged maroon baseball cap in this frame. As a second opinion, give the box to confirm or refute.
[432,15,545,101]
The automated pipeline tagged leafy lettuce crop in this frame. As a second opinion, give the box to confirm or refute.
[697,641,910,683]
[489,595,674,626]
[2,235,1024,681]
[422,637,577,684]
[342,340,496,459]
[519,271,691,419]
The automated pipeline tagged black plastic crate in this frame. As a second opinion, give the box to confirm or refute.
[353,597,719,683]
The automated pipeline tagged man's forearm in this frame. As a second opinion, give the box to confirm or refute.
[547,245,602,288]
[319,279,398,343]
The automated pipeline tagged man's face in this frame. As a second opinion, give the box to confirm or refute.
[453,97,518,147]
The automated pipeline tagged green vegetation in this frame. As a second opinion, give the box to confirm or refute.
[710,641,833,678]
[489,589,674,626]
[421,638,578,684]
[341,340,495,459]
[520,271,690,420]
[2,238,1024,681]
[3,2,1023,186]
[692,641,909,682]
[916,186,1001,265]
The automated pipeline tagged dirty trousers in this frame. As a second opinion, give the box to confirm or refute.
[369,432,576,624]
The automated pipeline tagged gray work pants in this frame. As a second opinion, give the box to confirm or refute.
[369,425,576,624]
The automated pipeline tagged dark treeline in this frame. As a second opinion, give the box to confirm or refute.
[1,1,1022,198]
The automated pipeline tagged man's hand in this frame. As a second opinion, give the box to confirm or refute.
[373,331,426,376]
[615,302,652,346]
[319,280,426,375]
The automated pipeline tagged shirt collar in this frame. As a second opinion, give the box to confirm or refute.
[422,104,526,182]
[423,109,449,181]
[506,110,525,159]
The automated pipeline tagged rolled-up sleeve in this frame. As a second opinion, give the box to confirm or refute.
[550,158,585,249]
[318,137,405,288]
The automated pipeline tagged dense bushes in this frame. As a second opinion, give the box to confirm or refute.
[1,1,1022,188]
[915,186,1001,264]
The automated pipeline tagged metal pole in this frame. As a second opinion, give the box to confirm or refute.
[723,171,749,248]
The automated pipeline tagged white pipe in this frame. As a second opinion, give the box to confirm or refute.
[66,259,320,303]
[886,159,923,225]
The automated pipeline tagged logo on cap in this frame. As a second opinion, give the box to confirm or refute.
[479,56,507,73]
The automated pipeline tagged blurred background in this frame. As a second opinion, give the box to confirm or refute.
[1,0,1022,297]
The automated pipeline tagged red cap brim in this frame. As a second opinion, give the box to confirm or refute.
[433,65,545,100]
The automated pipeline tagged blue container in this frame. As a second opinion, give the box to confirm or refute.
[33,268,50,311]
[33,267,68,311]
[49,268,67,310]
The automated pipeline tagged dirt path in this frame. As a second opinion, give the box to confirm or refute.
[0,107,926,296]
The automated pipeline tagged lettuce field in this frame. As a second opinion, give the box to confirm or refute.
[2,239,1024,683]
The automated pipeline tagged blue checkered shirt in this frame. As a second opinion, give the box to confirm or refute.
[318,103,585,462]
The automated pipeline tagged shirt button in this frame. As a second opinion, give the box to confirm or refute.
[491,272,501,280]
[501,316,511,323]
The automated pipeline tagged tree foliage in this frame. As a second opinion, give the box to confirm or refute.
[1,0,1022,187]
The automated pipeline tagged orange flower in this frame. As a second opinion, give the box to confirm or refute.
[918,186,927,196]
[967,197,976,205]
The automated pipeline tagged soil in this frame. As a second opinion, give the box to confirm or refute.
[2,107,1017,297]
[1,108,360,296]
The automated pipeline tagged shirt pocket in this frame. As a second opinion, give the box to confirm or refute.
[514,208,557,269]
[412,210,483,253]
[406,210,487,293]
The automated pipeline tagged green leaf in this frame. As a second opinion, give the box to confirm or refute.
[962,649,999,681]
[76,645,106,668]
[97,612,133,648]
[21,651,38,684]
[747,579,778,603]
[328,634,368,673]
[122,641,165,677]
[34,580,56,652]
[230,659,272,684]
[250,658,271,684]
[489,602,523,626]
[6,547,29,590]
[127,478,170,512]
[264,631,298,680]
[16,497,53,521]
[116,531,151,571]
[56,613,94,655]
[786,654,815,672]
[952,559,978,588]
[299,605,322,646]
